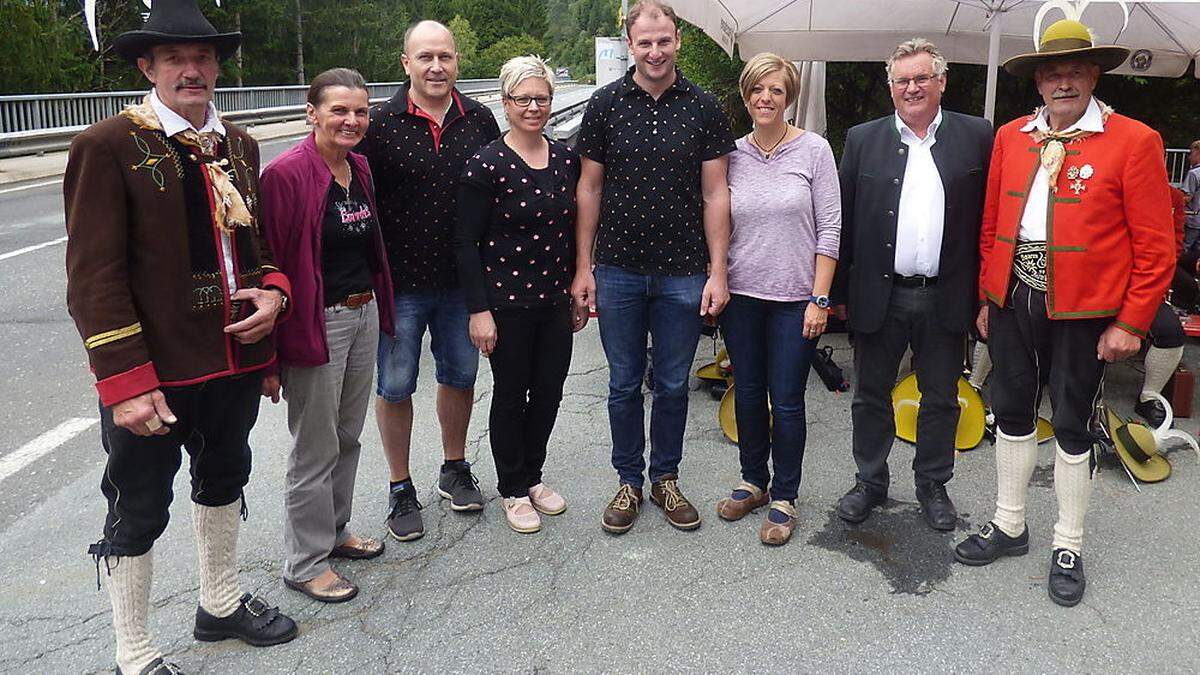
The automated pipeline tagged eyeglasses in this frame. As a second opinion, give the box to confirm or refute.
[505,95,552,108]
[888,74,939,89]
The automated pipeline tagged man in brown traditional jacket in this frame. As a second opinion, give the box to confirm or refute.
[64,1,298,672]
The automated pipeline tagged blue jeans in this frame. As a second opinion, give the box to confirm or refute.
[595,265,705,488]
[719,294,815,502]
[376,289,478,401]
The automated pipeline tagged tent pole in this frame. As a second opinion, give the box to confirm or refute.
[984,12,1002,124]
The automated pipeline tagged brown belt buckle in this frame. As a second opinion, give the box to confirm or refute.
[343,291,373,309]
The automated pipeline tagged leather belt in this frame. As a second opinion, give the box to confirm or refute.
[893,274,938,288]
[332,290,373,309]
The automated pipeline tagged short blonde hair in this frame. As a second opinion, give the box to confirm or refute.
[1191,140,1200,152]
[499,55,555,98]
[886,38,948,80]
[739,52,801,106]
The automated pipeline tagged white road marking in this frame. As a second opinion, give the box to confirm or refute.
[0,178,62,196]
[0,417,98,483]
[0,236,67,261]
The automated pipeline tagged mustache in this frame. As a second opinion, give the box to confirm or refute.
[1052,90,1079,100]
[174,78,208,90]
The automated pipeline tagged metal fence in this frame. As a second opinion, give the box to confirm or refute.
[0,79,506,135]
[1167,148,1192,186]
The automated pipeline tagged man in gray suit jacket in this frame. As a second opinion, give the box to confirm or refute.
[832,38,994,529]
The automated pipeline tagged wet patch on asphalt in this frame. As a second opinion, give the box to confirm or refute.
[807,502,972,596]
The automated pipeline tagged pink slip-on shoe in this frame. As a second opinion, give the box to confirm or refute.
[503,497,542,533]
[528,483,567,515]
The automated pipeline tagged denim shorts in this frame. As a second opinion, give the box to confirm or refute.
[376,289,479,401]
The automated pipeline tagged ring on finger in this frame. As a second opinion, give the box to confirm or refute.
[145,416,163,432]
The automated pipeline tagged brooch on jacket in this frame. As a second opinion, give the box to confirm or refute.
[1027,99,1112,192]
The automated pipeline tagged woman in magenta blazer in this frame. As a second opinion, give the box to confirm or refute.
[259,68,394,603]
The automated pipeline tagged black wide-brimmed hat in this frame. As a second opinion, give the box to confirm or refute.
[114,0,241,64]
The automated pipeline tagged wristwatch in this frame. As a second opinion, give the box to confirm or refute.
[810,294,830,308]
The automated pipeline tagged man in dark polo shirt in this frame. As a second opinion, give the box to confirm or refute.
[358,20,500,541]
[572,0,736,534]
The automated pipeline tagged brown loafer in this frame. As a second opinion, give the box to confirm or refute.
[330,536,385,560]
[650,474,701,530]
[284,570,359,603]
[759,500,797,546]
[602,484,643,534]
[716,482,769,521]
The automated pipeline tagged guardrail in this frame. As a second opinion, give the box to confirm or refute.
[0,79,507,134]
[0,82,594,160]
[0,79,591,159]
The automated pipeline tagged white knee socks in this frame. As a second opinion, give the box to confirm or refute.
[992,428,1038,538]
[1052,444,1092,553]
[1141,345,1183,402]
[193,501,243,618]
[106,550,161,675]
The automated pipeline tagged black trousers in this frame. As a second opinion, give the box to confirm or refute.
[1149,302,1185,348]
[988,280,1107,454]
[851,285,964,491]
[93,373,262,557]
[488,304,573,498]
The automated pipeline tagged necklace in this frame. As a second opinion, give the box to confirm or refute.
[333,158,351,197]
[752,126,789,157]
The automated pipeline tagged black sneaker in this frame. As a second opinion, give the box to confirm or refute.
[388,481,425,541]
[954,521,1030,566]
[1134,398,1168,428]
[1048,548,1087,607]
[438,460,485,512]
[836,482,887,524]
[193,593,298,647]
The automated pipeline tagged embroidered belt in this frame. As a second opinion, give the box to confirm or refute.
[1012,240,1047,292]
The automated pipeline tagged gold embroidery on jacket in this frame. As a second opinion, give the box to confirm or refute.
[85,322,142,350]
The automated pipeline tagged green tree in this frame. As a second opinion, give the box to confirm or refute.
[474,33,546,79]
[676,24,749,136]
[447,14,480,77]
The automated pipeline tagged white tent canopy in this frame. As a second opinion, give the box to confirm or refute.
[674,1,1200,120]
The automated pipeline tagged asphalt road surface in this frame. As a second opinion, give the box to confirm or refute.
[1,140,1199,672]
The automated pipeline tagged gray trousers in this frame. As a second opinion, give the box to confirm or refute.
[851,285,965,491]
[282,301,379,582]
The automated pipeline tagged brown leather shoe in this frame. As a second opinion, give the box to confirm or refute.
[330,535,385,560]
[759,500,797,546]
[650,475,702,530]
[602,484,643,534]
[716,482,769,521]
[284,569,359,603]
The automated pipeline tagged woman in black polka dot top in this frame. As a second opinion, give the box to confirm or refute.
[454,56,589,535]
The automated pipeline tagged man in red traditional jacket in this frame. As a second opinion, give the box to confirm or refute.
[955,18,1174,607]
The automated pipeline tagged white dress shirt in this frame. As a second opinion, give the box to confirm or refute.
[1017,97,1105,241]
[893,109,945,277]
[149,90,237,299]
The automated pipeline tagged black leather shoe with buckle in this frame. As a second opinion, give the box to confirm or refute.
[1048,548,1087,607]
[116,658,185,675]
[193,593,299,646]
[915,481,958,531]
[955,521,1029,566]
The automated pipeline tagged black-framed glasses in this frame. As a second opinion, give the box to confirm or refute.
[888,74,938,89]
[505,95,552,108]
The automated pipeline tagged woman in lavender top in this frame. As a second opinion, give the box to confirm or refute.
[716,53,841,546]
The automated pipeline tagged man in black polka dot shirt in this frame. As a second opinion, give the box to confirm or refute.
[572,0,736,535]
[357,20,501,541]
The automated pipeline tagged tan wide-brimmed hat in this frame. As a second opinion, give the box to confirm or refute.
[1004,18,1129,78]
[1104,406,1171,483]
